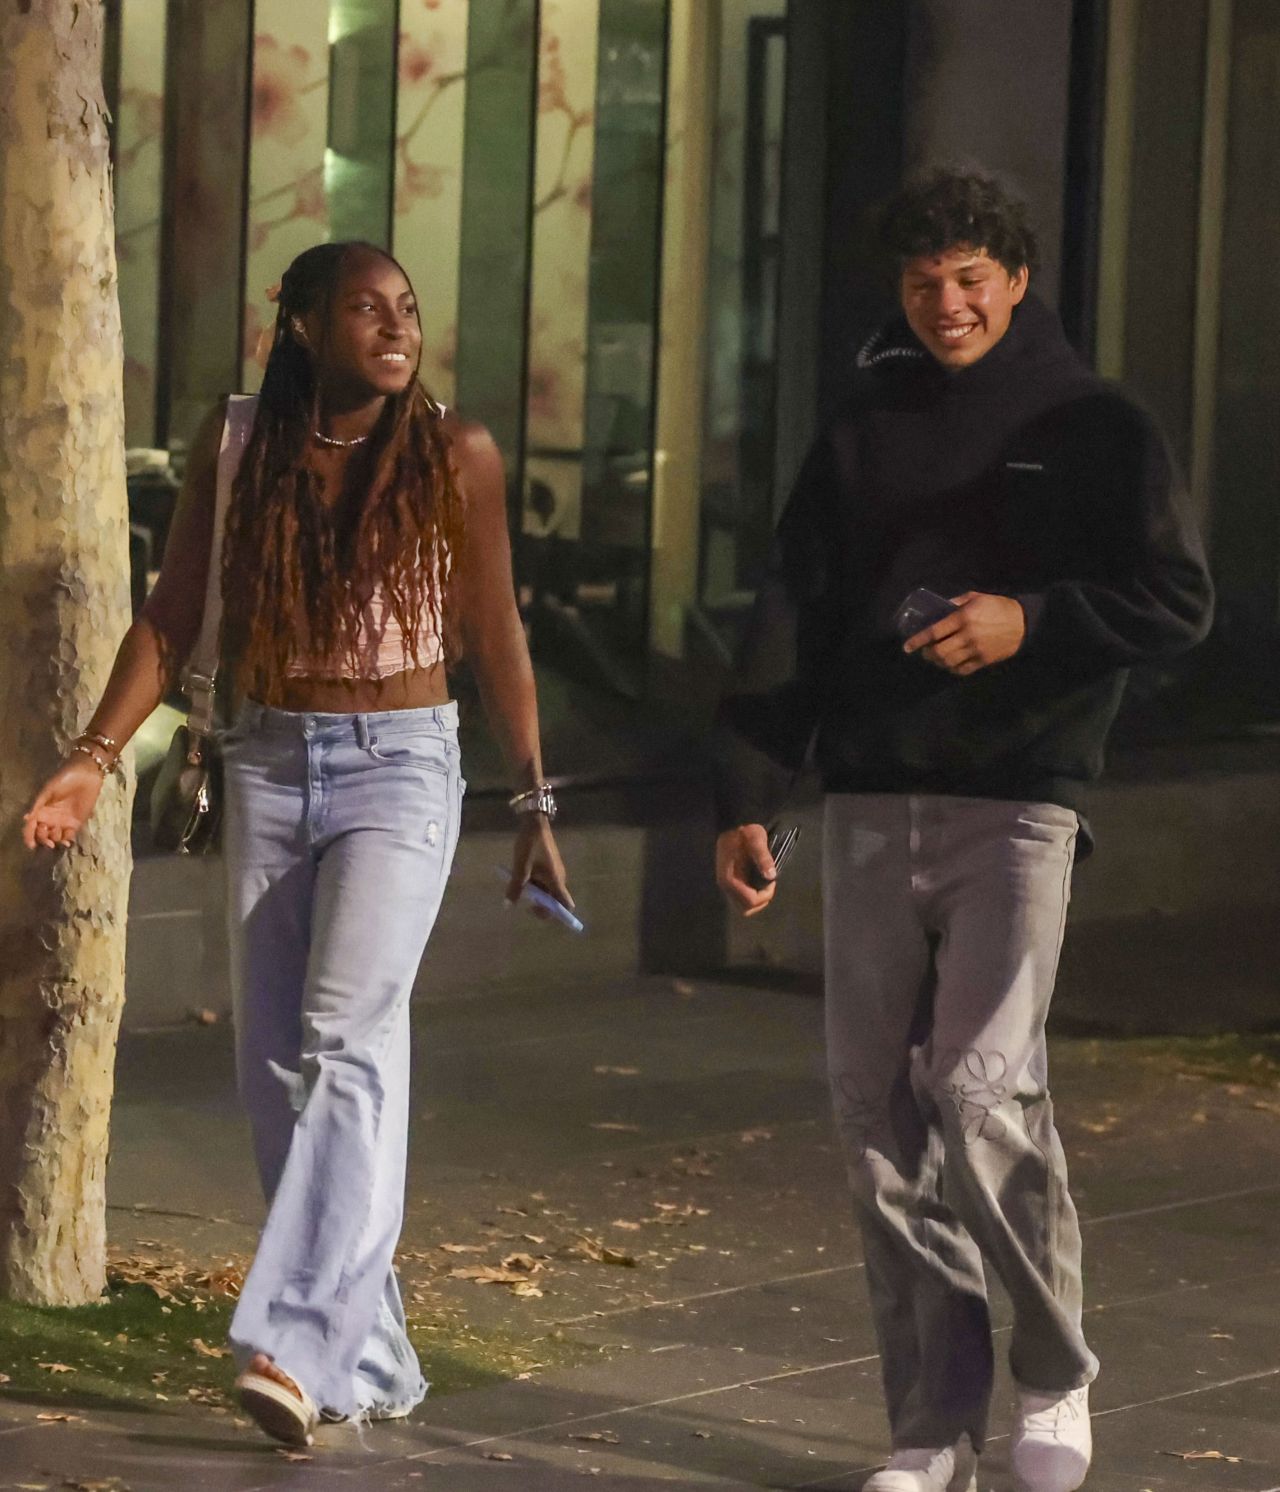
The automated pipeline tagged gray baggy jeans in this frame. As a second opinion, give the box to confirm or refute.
[823,793,1098,1452]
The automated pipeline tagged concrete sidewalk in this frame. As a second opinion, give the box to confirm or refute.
[3,961,1279,1490]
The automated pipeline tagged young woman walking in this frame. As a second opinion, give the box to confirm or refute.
[23,241,573,1444]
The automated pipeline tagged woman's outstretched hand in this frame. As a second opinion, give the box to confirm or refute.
[505,814,573,918]
[23,759,106,850]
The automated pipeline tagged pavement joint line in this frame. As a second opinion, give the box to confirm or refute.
[793,1367,1280,1491]
[1090,1364,1280,1421]
[426,1011,780,1058]
[478,1117,824,1173]
[548,1207,1280,1333]
[393,1266,1280,1477]
[7,1273,1277,1486]
[107,1202,243,1227]
[549,1261,867,1327]
[1080,1181,1280,1227]
[377,1352,884,1471]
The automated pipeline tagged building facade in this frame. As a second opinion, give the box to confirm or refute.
[104,0,1280,786]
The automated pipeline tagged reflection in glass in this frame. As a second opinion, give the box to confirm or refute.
[393,1,473,408]
[326,0,397,243]
[699,1,787,629]
[242,0,397,392]
[521,0,669,699]
[112,0,168,449]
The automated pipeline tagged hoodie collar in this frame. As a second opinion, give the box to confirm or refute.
[856,292,1082,389]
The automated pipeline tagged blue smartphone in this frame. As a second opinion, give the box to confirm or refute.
[495,867,585,934]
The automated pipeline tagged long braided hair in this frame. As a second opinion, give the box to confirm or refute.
[220,241,464,698]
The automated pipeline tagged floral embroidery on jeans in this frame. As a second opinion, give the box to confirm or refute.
[940,1049,1009,1144]
[831,1070,893,1157]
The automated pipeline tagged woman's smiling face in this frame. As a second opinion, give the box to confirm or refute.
[301,250,423,398]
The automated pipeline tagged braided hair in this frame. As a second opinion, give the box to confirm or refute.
[220,241,464,698]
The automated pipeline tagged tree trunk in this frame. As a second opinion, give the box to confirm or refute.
[0,0,134,1305]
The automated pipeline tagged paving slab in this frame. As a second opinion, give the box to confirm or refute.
[3,967,1279,1491]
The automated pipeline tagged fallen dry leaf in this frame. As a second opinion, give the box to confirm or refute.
[63,1480,130,1491]
[564,1236,638,1268]
[589,1122,642,1133]
[37,1362,75,1374]
[1160,1449,1242,1464]
[510,1280,544,1298]
[449,1265,535,1285]
[0,1371,9,1383]
[190,1337,228,1359]
[439,1242,486,1255]
[573,1431,620,1444]
[738,1127,773,1144]
[611,1219,641,1231]
[275,1449,312,1462]
[36,1410,83,1422]
[107,1252,245,1303]
[500,1252,543,1274]
[484,1451,514,1461]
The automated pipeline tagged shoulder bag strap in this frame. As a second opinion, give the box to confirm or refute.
[185,394,257,735]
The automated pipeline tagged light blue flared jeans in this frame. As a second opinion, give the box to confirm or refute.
[221,700,463,1420]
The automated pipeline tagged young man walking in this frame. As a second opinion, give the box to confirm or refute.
[713,170,1213,1492]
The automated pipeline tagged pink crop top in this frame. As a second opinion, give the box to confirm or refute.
[219,394,449,682]
[285,580,444,681]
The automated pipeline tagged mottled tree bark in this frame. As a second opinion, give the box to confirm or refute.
[0,0,134,1304]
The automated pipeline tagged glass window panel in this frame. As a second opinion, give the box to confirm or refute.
[326,0,397,243]
[392,0,473,407]
[242,0,396,392]
[521,0,668,697]
[453,0,539,469]
[242,2,333,391]
[1213,0,1280,634]
[114,0,167,449]
[521,0,602,560]
[159,0,253,448]
[698,0,787,619]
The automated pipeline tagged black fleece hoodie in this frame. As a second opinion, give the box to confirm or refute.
[713,294,1214,843]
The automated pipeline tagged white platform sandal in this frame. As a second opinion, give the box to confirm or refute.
[235,1366,319,1446]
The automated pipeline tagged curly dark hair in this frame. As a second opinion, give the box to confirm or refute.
[220,241,464,699]
[876,167,1039,278]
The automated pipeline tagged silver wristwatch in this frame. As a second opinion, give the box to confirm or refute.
[508,782,557,821]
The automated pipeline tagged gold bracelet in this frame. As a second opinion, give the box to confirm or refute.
[77,730,118,753]
[71,742,111,777]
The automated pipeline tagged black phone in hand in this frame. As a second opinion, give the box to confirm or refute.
[893,587,960,640]
[747,824,801,892]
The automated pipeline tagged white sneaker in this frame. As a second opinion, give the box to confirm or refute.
[1011,1384,1091,1491]
[864,1437,978,1492]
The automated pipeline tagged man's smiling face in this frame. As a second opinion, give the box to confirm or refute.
[900,246,1029,370]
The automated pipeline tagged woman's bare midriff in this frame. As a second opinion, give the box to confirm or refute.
[262,662,451,714]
